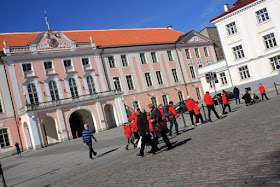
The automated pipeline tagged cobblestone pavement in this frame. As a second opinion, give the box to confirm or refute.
[1,95,280,187]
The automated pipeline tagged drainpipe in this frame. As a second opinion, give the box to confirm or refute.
[0,58,24,152]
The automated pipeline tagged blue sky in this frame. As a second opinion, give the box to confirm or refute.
[0,0,237,34]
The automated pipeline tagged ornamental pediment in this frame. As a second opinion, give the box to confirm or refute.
[177,30,212,45]
[36,32,72,50]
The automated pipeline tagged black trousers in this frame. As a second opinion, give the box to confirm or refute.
[153,133,171,149]
[195,114,204,123]
[140,134,155,155]
[86,140,96,159]
[261,93,269,100]
[189,110,195,125]
[222,104,231,113]
[207,105,220,121]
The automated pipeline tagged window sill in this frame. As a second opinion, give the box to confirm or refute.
[234,57,246,63]
[83,64,90,67]
[84,68,94,72]
[257,19,271,27]
[227,32,239,38]
[24,75,37,79]
[109,67,117,69]
[141,64,149,66]
[66,70,77,74]
[264,45,279,52]
[46,72,58,76]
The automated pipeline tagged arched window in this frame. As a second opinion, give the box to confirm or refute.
[69,78,79,98]
[86,76,96,94]
[27,83,39,105]
[49,81,59,101]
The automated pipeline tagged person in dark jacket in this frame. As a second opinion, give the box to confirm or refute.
[82,124,97,160]
[135,108,156,157]
[242,91,252,106]
[148,104,172,151]
[15,142,21,155]
[233,86,240,106]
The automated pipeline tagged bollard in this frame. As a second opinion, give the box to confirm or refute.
[275,82,279,95]
[0,162,7,187]
[201,104,208,122]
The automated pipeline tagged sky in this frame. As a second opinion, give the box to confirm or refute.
[0,0,237,34]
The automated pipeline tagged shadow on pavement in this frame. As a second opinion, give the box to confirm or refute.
[3,163,21,171]
[172,138,192,148]
[96,147,120,158]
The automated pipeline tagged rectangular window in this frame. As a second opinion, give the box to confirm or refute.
[269,55,280,71]
[172,69,179,82]
[144,73,153,87]
[226,22,238,35]
[178,91,184,101]
[126,75,135,90]
[132,101,139,109]
[113,77,122,91]
[210,81,213,88]
[156,71,164,85]
[63,59,72,68]
[256,8,269,24]
[263,33,277,49]
[151,52,158,63]
[0,99,3,113]
[220,72,228,85]
[167,51,174,61]
[151,97,157,107]
[140,53,147,64]
[195,48,201,58]
[0,128,10,148]
[196,87,202,100]
[190,66,196,78]
[203,47,209,57]
[239,65,251,80]
[185,49,191,59]
[198,64,203,68]
[108,56,116,68]
[162,95,168,106]
[82,58,90,66]
[233,45,245,60]
[121,55,128,67]
[22,63,32,72]
[44,61,52,70]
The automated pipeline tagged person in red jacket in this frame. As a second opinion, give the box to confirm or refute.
[146,112,154,137]
[194,101,204,125]
[158,104,167,124]
[186,96,195,126]
[259,83,269,101]
[222,90,231,114]
[168,101,180,136]
[123,123,134,150]
[204,91,220,122]
[128,112,140,146]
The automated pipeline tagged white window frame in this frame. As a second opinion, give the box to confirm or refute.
[48,80,60,101]
[172,69,179,82]
[121,55,129,67]
[256,8,269,24]
[189,66,196,79]
[151,52,158,63]
[140,53,147,64]
[63,59,72,68]
[226,22,238,36]
[22,63,32,72]
[151,96,158,107]
[44,61,53,70]
[108,56,116,68]
[0,128,11,148]
[269,55,280,71]
[195,87,202,100]
[167,50,174,61]
[178,91,184,101]
[238,65,251,80]
[0,94,4,114]
[162,95,169,106]
[232,45,245,60]
[112,77,122,91]
[220,72,228,85]
[126,75,135,90]
[203,47,209,57]
[185,48,192,59]
[86,76,96,94]
[68,78,79,98]
[27,83,39,105]
[194,48,201,59]
[263,33,277,49]
[144,72,153,87]
[132,100,140,109]
[156,71,164,85]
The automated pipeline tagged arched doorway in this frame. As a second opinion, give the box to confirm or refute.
[69,109,95,139]
[42,117,59,144]
[23,122,33,149]
[104,104,117,129]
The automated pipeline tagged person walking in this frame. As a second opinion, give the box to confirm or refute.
[147,112,154,136]
[259,83,269,101]
[15,142,21,155]
[222,90,231,114]
[186,96,195,126]
[148,104,172,151]
[82,124,97,160]
[233,86,240,106]
[204,91,220,122]
[129,112,140,146]
[135,108,156,157]
[167,101,180,136]
[194,101,204,125]
[158,104,167,124]
[123,123,134,150]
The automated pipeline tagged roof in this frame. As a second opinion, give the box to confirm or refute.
[0,28,184,51]
[210,0,257,23]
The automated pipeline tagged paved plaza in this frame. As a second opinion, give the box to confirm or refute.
[1,95,280,186]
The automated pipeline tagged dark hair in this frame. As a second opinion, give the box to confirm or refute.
[206,91,209,94]
[169,101,173,104]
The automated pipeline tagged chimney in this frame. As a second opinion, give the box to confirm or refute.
[224,4,229,12]
[167,25,172,29]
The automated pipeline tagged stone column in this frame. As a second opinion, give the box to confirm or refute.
[96,101,107,131]
[26,112,44,150]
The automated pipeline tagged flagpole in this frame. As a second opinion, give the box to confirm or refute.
[44,11,51,31]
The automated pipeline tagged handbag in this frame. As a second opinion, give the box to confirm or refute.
[155,121,168,133]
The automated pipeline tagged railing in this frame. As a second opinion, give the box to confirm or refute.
[25,90,123,111]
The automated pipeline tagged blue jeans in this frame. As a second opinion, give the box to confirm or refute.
[169,118,179,135]
[234,95,240,105]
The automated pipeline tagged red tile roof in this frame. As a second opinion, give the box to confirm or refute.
[210,0,257,23]
[0,28,184,51]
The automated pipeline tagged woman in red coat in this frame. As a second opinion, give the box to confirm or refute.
[222,90,231,114]
[194,101,204,125]
[259,83,269,101]
[146,112,154,136]
[123,123,134,150]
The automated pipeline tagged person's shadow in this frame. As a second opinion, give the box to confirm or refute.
[154,138,192,154]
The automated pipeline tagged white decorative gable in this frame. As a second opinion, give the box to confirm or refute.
[177,30,212,45]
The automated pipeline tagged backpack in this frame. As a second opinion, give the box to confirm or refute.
[163,106,171,118]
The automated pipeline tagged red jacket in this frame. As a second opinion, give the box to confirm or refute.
[222,93,229,104]
[147,116,154,132]
[194,104,200,115]
[129,113,138,132]
[158,107,166,120]
[167,105,179,119]
[123,125,132,138]
[186,99,195,111]
[204,93,214,105]
[259,85,266,94]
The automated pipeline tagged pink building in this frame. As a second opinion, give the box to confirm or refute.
[0,27,217,153]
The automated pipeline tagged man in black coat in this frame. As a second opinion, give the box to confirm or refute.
[233,86,240,106]
[135,108,156,157]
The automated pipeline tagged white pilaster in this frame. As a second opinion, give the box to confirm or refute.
[56,108,69,141]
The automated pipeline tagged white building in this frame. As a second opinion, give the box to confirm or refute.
[198,0,280,94]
